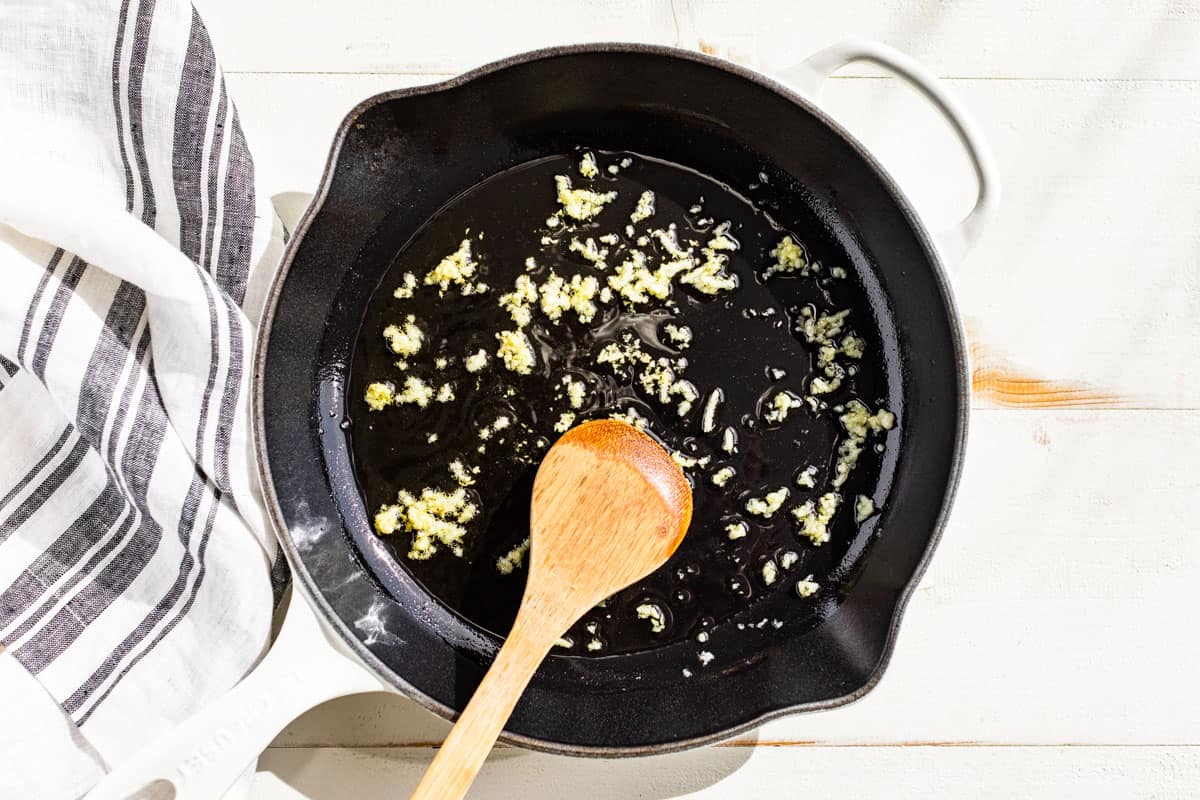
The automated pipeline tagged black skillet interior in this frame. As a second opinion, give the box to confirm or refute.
[257,44,966,755]
[348,150,899,657]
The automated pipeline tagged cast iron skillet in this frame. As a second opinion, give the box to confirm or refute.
[255,43,970,755]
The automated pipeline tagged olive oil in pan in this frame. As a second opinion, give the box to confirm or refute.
[348,152,892,655]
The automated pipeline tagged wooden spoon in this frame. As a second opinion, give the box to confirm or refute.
[410,419,693,799]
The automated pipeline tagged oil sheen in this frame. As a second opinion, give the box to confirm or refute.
[348,152,890,655]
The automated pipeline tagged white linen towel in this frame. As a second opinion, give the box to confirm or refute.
[0,0,285,795]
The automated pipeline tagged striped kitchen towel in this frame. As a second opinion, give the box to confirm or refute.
[0,1,285,796]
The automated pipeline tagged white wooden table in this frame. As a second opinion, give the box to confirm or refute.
[193,1,1200,796]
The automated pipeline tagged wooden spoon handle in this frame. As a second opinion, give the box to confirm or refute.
[410,611,556,800]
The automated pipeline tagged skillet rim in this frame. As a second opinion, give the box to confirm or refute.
[252,41,971,756]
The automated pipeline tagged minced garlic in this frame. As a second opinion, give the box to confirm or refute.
[792,491,840,545]
[566,274,600,322]
[496,537,531,575]
[650,225,691,260]
[636,602,667,633]
[810,374,842,395]
[579,151,599,178]
[795,465,819,489]
[375,486,478,560]
[701,389,722,433]
[464,349,489,372]
[368,167,887,595]
[424,238,479,296]
[630,190,656,224]
[638,357,697,414]
[832,400,895,487]
[533,269,599,321]
[763,391,804,424]
[707,221,739,251]
[448,460,475,486]
[841,400,896,439]
[561,375,587,409]
[478,415,511,440]
[764,235,810,278]
[496,329,536,374]
[538,271,572,321]
[364,381,395,411]
[395,376,434,408]
[555,174,617,220]
[834,437,863,489]
[383,315,423,357]
[609,407,649,431]
[679,240,738,295]
[841,334,865,359]
[596,335,652,375]
[854,494,876,523]
[393,272,418,299]
[607,250,691,306]
[671,451,711,470]
[797,307,850,346]
[746,487,789,518]
[499,275,538,327]
[796,575,819,598]
[710,466,735,487]
[597,342,629,370]
[568,237,609,270]
[726,520,749,540]
[663,323,692,349]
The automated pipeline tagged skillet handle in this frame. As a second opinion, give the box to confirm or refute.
[780,38,1000,267]
[84,588,387,800]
